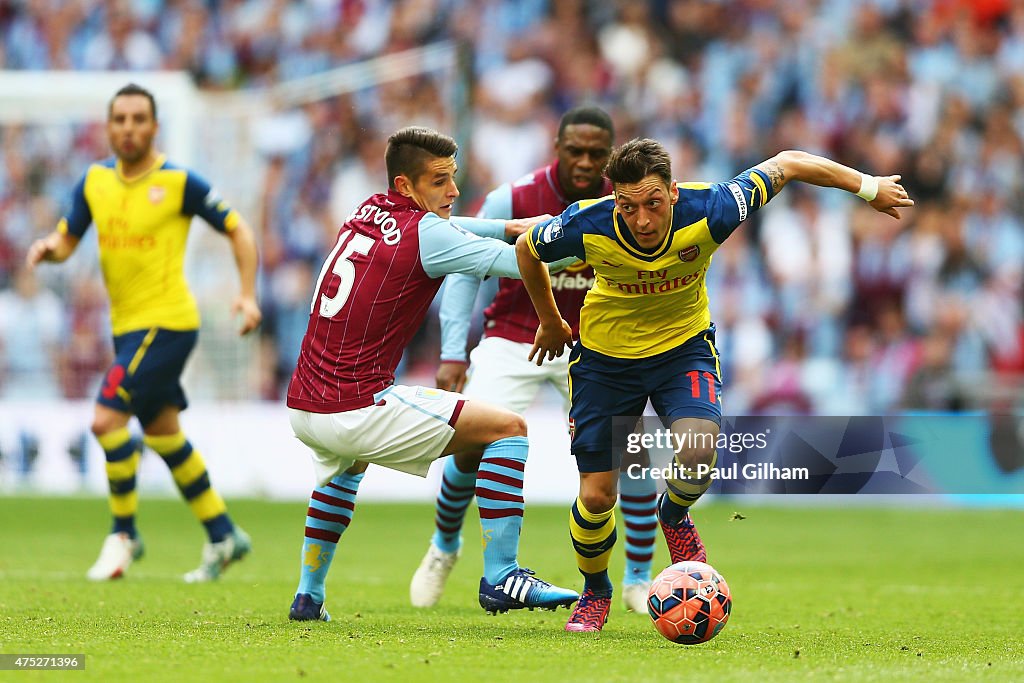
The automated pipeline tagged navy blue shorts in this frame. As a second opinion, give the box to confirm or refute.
[97,328,198,427]
[568,325,722,473]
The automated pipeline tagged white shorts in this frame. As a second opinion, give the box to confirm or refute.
[464,336,570,413]
[288,385,464,486]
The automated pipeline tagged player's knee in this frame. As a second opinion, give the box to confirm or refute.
[494,410,528,439]
[674,442,716,471]
[91,416,120,438]
[579,489,617,514]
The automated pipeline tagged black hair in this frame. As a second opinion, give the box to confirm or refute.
[385,126,458,189]
[557,105,614,140]
[109,83,157,121]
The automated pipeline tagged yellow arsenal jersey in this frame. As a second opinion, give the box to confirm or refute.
[526,168,774,359]
[58,155,240,335]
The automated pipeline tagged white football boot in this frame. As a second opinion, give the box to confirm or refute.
[184,527,252,583]
[622,581,652,613]
[409,542,460,607]
[86,532,144,580]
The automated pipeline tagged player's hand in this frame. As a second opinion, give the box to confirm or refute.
[232,294,262,335]
[870,175,915,219]
[504,214,553,240]
[529,318,573,366]
[436,361,468,392]
[25,234,60,268]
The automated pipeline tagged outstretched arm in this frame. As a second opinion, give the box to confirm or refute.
[226,218,262,335]
[756,150,914,219]
[26,231,80,268]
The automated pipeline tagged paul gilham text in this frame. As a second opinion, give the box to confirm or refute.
[626,462,810,481]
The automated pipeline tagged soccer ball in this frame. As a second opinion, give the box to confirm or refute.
[647,561,731,644]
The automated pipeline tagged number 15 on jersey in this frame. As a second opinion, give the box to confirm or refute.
[311,230,376,318]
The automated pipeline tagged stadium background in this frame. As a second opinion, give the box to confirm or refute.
[0,0,1022,501]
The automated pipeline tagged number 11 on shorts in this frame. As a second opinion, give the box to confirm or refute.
[686,370,717,404]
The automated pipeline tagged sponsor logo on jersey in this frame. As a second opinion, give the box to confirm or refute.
[605,262,708,295]
[538,217,563,244]
[551,271,595,291]
[568,417,575,439]
[727,182,748,221]
[678,245,700,262]
[148,185,165,204]
[99,233,156,250]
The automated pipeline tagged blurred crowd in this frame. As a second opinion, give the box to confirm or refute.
[1,0,1022,416]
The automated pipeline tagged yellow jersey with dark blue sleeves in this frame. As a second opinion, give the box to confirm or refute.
[526,167,774,359]
[57,155,241,335]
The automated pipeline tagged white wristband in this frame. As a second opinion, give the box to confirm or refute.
[856,174,879,202]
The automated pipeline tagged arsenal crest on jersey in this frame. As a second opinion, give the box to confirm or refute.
[148,185,165,204]
[678,245,700,262]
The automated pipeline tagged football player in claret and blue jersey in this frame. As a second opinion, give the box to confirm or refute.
[26,83,262,583]
[284,126,579,622]
[516,138,915,632]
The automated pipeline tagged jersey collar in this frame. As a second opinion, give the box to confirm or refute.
[116,153,166,184]
[612,207,674,260]
[385,188,423,210]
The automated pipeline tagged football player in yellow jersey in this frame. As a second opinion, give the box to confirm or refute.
[516,138,914,632]
[26,84,262,583]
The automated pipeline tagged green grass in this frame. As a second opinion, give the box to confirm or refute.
[0,497,1022,682]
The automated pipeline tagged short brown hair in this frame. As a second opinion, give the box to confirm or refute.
[385,127,458,189]
[605,138,672,186]
[109,83,157,121]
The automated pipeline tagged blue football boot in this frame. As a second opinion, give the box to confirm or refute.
[289,593,331,622]
[478,568,579,614]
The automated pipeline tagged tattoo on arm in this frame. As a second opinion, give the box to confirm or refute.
[764,161,785,192]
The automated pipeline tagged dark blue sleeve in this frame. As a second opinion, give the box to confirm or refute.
[705,167,775,243]
[60,173,93,237]
[182,170,239,232]
[524,202,588,263]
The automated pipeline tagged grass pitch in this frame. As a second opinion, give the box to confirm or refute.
[1,496,1022,682]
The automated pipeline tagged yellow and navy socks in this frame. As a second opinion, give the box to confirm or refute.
[618,471,658,586]
[431,456,477,553]
[569,497,616,597]
[297,470,364,603]
[476,436,527,584]
[97,427,141,537]
[144,432,232,543]
[661,450,718,524]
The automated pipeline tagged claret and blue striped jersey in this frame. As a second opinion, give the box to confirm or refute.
[525,167,775,359]
[287,189,518,413]
[58,154,241,335]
